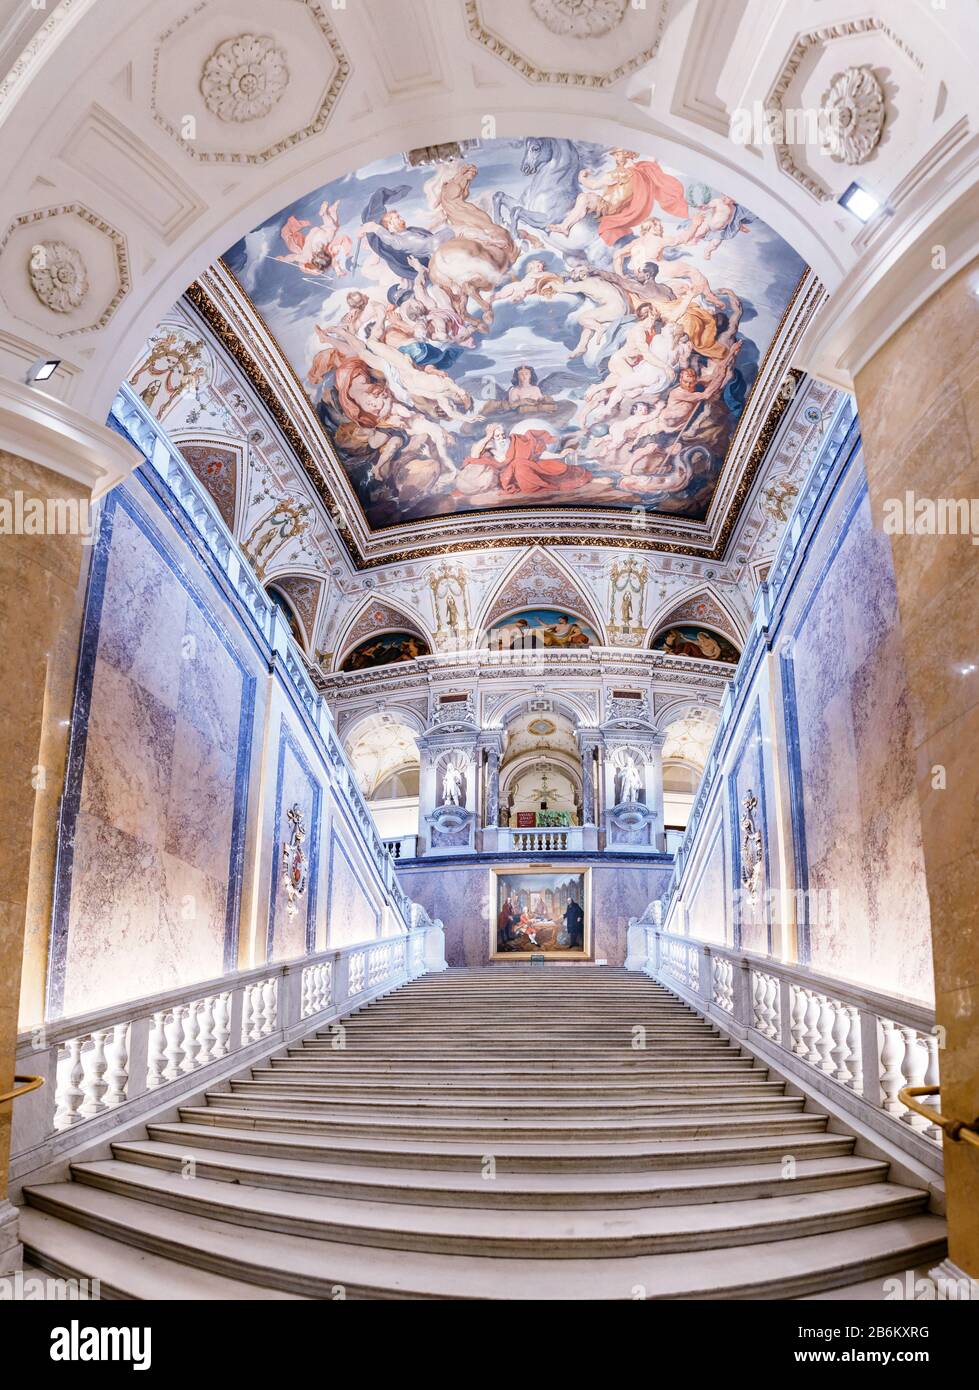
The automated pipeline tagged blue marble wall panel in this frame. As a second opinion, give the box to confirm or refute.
[51,485,256,1017]
[326,834,381,948]
[786,490,933,1000]
[685,825,727,945]
[727,702,771,954]
[267,717,322,961]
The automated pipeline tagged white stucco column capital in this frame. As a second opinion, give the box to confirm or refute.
[0,375,139,499]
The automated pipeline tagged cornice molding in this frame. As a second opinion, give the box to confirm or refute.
[0,373,139,497]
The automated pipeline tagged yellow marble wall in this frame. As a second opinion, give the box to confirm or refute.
[856,257,979,1277]
[0,451,89,1198]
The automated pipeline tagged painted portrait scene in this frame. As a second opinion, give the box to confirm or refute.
[494,871,588,956]
[224,137,807,529]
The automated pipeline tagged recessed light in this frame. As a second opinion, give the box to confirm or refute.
[25,356,61,385]
[838,182,881,223]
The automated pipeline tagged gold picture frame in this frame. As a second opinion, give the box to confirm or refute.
[490,863,592,960]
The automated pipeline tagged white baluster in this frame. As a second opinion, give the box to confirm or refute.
[879,1018,905,1116]
[922,1033,941,1141]
[829,1000,851,1082]
[163,1007,186,1081]
[790,985,807,1055]
[146,1012,168,1088]
[764,975,779,1041]
[197,998,215,1067]
[182,1001,200,1073]
[213,993,231,1057]
[104,1022,129,1107]
[843,1006,862,1091]
[899,1026,929,1131]
[802,990,822,1066]
[80,1030,110,1117]
[262,977,277,1035]
[815,996,835,1073]
[55,1037,86,1129]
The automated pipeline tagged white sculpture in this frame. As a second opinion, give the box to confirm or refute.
[442,762,464,806]
[619,755,642,803]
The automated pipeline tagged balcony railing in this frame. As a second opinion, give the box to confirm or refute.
[497,826,584,854]
[627,924,942,1168]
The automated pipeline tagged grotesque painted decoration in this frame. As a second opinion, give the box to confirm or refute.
[223,137,806,529]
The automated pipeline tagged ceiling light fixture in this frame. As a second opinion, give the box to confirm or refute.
[25,356,61,385]
[838,182,881,223]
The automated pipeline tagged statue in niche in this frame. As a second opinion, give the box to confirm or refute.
[740,790,763,905]
[619,754,643,804]
[442,761,464,806]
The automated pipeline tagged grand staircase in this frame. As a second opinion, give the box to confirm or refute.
[19,968,945,1299]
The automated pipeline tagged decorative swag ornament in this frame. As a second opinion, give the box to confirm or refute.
[281,803,309,917]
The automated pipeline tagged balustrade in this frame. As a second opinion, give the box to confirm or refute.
[628,928,941,1154]
[17,924,445,1172]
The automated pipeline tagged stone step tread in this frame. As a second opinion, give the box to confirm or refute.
[20,1184,947,1300]
[270,1061,761,1076]
[110,1139,890,1205]
[150,1120,854,1168]
[183,1103,825,1141]
[248,1073,780,1092]
[17,1207,306,1301]
[220,1086,793,1113]
[63,1162,928,1257]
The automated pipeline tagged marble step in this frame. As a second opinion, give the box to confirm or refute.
[64,1161,929,1259]
[183,1101,823,1143]
[270,1057,761,1076]
[246,1072,782,1097]
[293,1043,741,1060]
[110,1138,890,1209]
[17,1206,306,1301]
[222,1081,791,1115]
[149,1120,857,1173]
[21,1183,947,1299]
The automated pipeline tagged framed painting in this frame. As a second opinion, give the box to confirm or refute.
[490,865,591,960]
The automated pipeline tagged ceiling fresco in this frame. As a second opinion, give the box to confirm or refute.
[222,136,807,534]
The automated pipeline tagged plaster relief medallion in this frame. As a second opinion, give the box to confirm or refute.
[281,803,309,917]
[200,33,289,123]
[820,66,885,165]
[530,0,628,38]
[28,240,88,312]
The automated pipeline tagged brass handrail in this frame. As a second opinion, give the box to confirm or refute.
[0,1074,43,1106]
[899,1085,979,1149]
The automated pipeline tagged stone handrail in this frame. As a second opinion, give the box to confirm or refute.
[627,922,942,1169]
[11,921,446,1185]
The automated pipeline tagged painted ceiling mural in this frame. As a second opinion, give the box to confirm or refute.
[223,137,807,531]
[650,625,740,663]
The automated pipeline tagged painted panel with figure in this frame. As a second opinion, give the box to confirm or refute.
[492,867,590,958]
[486,608,597,649]
[650,624,740,663]
[223,136,807,530]
[340,630,430,671]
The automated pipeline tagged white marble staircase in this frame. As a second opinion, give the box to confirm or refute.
[18,968,946,1299]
